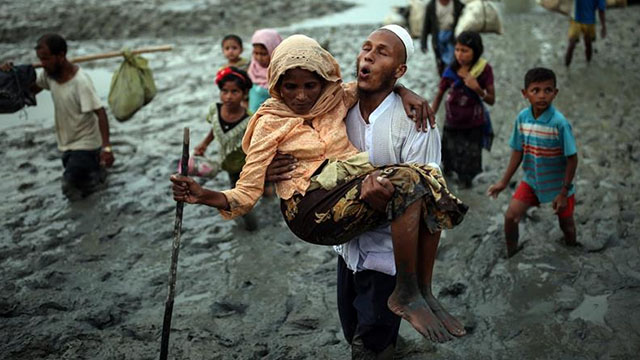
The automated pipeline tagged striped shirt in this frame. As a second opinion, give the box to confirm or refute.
[509,105,577,203]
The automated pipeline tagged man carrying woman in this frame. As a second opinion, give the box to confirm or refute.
[170,30,468,355]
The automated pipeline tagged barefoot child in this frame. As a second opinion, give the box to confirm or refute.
[171,34,468,341]
[247,28,282,114]
[186,66,257,230]
[487,67,578,258]
[220,34,249,71]
[431,31,495,187]
[564,0,606,67]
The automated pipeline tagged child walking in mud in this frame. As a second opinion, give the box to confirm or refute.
[171,34,468,342]
[184,66,257,230]
[487,67,578,258]
[220,34,249,71]
[431,31,495,188]
[565,0,607,67]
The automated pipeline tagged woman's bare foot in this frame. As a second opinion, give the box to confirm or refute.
[388,292,452,343]
[422,291,466,337]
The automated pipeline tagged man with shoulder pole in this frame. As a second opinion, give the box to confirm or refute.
[1,33,114,200]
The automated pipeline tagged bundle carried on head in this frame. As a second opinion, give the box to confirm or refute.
[455,1,503,37]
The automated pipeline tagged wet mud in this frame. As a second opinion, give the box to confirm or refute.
[1,1,639,359]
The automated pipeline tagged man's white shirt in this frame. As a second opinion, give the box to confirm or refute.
[335,92,442,275]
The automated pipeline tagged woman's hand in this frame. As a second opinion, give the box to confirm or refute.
[395,85,436,131]
[193,142,208,156]
[170,174,204,204]
[462,73,481,93]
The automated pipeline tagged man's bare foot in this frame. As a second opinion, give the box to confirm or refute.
[422,291,466,337]
[388,292,452,343]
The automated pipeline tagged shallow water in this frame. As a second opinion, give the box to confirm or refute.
[569,294,610,328]
[285,0,408,29]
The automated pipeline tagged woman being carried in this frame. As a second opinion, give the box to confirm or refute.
[170,35,468,341]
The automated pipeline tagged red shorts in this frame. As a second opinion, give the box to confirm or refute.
[513,181,575,218]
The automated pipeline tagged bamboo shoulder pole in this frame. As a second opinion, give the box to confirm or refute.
[32,45,173,68]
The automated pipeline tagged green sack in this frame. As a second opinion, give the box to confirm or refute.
[108,49,157,122]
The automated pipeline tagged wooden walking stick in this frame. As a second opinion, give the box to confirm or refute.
[160,127,189,360]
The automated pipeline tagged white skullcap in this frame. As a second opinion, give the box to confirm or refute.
[380,24,415,62]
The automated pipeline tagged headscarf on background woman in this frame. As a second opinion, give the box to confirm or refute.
[247,28,283,87]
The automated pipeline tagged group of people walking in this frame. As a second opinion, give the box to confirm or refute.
[2,0,605,358]
[171,23,580,360]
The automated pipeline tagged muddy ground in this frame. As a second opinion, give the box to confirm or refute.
[1,1,639,359]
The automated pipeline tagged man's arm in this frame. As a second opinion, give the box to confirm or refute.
[0,62,43,95]
[30,83,43,95]
[265,153,298,182]
[95,107,114,167]
[487,150,523,198]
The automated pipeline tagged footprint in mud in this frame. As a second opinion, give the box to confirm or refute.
[109,139,138,156]
[210,301,248,318]
[438,282,468,298]
[18,182,35,192]
[18,162,38,174]
[0,298,19,317]
[84,307,125,330]
[36,301,69,315]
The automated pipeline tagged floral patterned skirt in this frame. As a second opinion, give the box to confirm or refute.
[280,163,468,246]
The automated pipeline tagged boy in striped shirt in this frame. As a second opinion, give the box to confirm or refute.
[487,68,578,258]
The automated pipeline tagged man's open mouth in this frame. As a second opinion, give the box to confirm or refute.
[359,65,371,78]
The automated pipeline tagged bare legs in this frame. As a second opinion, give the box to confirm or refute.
[504,199,530,258]
[504,198,578,257]
[388,201,455,343]
[565,36,593,67]
[417,226,466,337]
[584,37,593,63]
[565,38,578,67]
[559,216,577,246]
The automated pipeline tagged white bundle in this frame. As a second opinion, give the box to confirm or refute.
[607,0,627,7]
[383,7,408,28]
[536,0,572,16]
[408,0,428,38]
[455,0,503,37]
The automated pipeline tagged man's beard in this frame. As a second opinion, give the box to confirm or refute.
[45,63,63,79]
[355,62,396,94]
